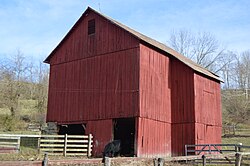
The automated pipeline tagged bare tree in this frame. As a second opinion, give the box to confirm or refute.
[168,29,228,73]
[0,50,28,117]
[169,29,194,58]
[234,51,250,97]
[222,50,250,125]
[222,90,250,125]
[35,62,49,113]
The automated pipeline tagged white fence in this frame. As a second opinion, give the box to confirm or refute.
[0,134,93,157]
[39,134,93,157]
[0,136,20,153]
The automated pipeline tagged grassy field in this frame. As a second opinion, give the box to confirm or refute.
[0,99,45,133]
[0,99,38,115]
[222,136,250,145]
[222,124,250,146]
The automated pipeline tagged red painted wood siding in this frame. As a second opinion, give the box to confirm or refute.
[170,58,195,156]
[47,48,139,123]
[171,123,195,156]
[86,119,113,157]
[49,12,138,65]
[194,74,222,126]
[139,44,171,123]
[194,74,222,145]
[137,44,171,157]
[171,59,195,124]
[47,11,140,123]
[136,117,171,157]
[195,123,221,144]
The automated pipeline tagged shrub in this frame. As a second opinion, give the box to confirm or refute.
[0,115,16,131]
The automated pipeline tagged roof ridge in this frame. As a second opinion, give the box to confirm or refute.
[87,7,221,81]
[45,7,222,82]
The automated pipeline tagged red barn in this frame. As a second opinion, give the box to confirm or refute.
[44,7,222,157]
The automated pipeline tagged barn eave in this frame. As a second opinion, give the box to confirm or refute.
[44,6,222,82]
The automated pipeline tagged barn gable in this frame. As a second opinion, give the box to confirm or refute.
[45,7,221,83]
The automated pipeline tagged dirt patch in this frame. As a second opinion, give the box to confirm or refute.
[0,156,192,166]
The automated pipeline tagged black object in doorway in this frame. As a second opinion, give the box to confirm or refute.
[113,118,135,156]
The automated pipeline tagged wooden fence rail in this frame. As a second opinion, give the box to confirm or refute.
[185,143,250,165]
[0,136,20,153]
[0,134,93,157]
[185,143,250,156]
[38,134,93,157]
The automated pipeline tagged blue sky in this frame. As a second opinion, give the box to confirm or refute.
[0,0,249,61]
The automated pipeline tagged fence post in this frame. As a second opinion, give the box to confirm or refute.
[64,134,67,157]
[185,145,188,156]
[37,137,41,153]
[235,152,242,166]
[202,155,206,166]
[235,144,238,152]
[88,134,92,157]
[158,158,164,166]
[185,145,188,163]
[153,158,158,166]
[17,137,21,152]
[233,125,236,135]
[42,153,48,166]
[104,157,111,166]
[209,144,211,154]
[238,143,242,152]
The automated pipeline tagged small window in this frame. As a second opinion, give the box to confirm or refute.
[88,19,95,35]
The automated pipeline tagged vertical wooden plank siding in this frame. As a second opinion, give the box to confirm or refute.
[47,49,139,123]
[195,123,222,145]
[46,11,140,123]
[86,119,113,157]
[49,11,138,65]
[136,117,171,157]
[194,74,222,126]
[137,44,171,157]
[171,59,195,123]
[171,123,195,156]
[139,44,171,123]
[170,58,195,156]
[194,74,222,145]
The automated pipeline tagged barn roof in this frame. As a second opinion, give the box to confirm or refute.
[44,7,222,82]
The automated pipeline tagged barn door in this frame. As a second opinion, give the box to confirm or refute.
[113,118,135,156]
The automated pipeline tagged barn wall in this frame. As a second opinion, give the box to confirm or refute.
[136,117,171,157]
[47,47,139,123]
[171,123,195,156]
[49,11,139,65]
[194,74,222,144]
[171,59,195,123]
[47,10,141,123]
[86,119,113,157]
[195,123,221,145]
[194,74,222,126]
[170,58,195,156]
[139,44,171,123]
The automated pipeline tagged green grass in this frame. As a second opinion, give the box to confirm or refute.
[0,108,10,115]
[0,99,45,132]
[222,123,250,146]
[0,99,38,115]
[222,136,250,146]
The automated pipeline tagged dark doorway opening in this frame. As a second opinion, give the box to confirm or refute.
[113,118,135,156]
[58,124,86,135]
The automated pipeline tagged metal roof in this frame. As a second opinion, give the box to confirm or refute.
[44,7,222,82]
